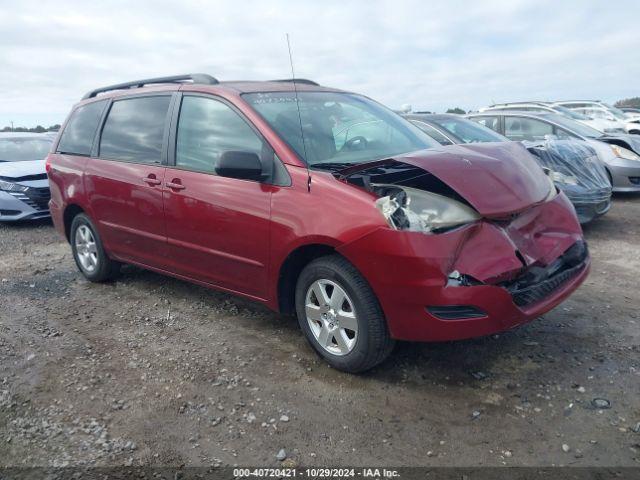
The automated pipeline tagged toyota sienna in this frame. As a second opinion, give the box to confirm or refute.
[47,74,590,372]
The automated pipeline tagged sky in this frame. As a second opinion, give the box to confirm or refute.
[1,0,639,127]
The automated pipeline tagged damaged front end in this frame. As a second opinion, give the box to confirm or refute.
[335,148,589,342]
[500,240,588,308]
[525,139,612,224]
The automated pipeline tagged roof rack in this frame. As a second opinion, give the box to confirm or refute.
[490,101,549,107]
[82,73,219,100]
[271,78,319,86]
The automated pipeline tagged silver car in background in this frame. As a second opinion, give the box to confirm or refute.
[0,133,53,221]
[554,101,640,135]
[479,101,625,134]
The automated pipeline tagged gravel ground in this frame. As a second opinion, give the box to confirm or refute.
[0,194,639,468]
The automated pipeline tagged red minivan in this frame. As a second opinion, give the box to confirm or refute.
[47,74,590,372]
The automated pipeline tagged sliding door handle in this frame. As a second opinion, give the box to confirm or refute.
[143,175,162,186]
[165,181,186,190]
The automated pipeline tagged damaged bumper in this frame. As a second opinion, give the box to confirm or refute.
[564,187,611,224]
[337,193,589,342]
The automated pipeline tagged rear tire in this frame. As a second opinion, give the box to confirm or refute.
[295,254,394,373]
[70,213,120,282]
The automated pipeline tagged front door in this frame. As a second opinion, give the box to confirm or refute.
[162,94,272,299]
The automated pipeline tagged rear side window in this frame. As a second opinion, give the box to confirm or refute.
[473,116,500,132]
[99,96,172,164]
[175,96,263,174]
[57,100,107,155]
[504,117,553,141]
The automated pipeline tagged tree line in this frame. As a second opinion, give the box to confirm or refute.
[614,97,640,108]
[1,124,61,133]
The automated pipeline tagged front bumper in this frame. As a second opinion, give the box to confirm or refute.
[571,198,611,224]
[337,193,589,342]
[0,188,51,222]
[605,156,640,192]
[563,187,611,224]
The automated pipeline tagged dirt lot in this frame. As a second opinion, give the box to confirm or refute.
[1,195,639,468]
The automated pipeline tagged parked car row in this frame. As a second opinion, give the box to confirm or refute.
[34,73,594,372]
[404,114,613,224]
[480,100,640,135]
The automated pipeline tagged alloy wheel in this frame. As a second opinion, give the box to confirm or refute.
[305,279,358,356]
[75,225,99,273]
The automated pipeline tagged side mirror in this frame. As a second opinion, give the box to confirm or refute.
[216,151,264,181]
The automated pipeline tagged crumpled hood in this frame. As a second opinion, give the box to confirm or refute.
[396,142,551,217]
[0,160,47,180]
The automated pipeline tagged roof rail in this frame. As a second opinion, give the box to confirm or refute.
[271,78,319,86]
[82,73,219,100]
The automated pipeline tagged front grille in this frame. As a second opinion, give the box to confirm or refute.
[505,241,588,308]
[8,186,51,212]
[510,263,585,307]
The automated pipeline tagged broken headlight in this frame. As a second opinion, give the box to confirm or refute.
[610,144,640,161]
[374,185,480,233]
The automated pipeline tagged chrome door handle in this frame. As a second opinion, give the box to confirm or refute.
[143,176,161,186]
[165,181,185,190]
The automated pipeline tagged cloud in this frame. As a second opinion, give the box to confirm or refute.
[0,0,639,126]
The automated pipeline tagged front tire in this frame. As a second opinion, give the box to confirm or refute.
[295,255,394,373]
[70,213,120,282]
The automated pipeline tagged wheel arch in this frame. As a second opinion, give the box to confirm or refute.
[63,204,85,242]
[277,243,341,315]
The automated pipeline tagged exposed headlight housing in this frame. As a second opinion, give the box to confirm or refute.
[0,180,29,192]
[547,170,579,185]
[610,144,640,161]
[374,185,480,233]
[541,170,558,201]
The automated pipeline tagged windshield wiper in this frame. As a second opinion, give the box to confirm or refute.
[311,162,357,171]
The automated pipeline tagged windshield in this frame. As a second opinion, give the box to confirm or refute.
[544,114,606,138]
[552,105,590,120]
[0,137,52,162]
[429,116,507,143]
[243,92,439,167]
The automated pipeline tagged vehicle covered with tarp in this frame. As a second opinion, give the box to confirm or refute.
[524,139,612,224]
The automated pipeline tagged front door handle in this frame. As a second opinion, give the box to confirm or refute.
[143,175,162,186]
[166,180,186,191]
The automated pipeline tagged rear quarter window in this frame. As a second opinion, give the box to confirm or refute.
[57,100,107,156]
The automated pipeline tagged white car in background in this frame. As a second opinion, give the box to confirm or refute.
[555,101,640,135]
[479,102,624,134]
[0,133,53,221]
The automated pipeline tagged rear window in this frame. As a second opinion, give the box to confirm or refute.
[99,96,172,164]
[57,100,107,156]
